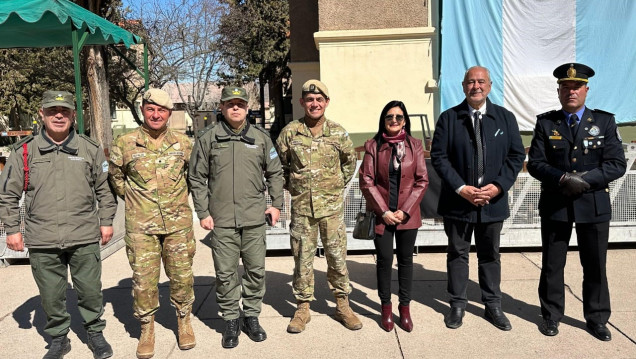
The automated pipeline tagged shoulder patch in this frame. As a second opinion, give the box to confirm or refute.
[12,135,33,150]
[592,109,615,116]
[79,134,100,147]
[536,110,557,119]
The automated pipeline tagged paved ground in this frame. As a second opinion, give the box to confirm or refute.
[1,222,636,358]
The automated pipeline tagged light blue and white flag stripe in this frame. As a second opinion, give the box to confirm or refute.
[440,0,636,130]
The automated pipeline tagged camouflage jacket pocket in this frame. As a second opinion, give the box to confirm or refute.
[164,153,186,182]
[132,157,155,184]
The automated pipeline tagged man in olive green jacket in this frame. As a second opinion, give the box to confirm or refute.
[0,90,116,359]
[189,86,284,349]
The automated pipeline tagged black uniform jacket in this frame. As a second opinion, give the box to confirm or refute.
[430,99,525,223]
[527,107,626,223]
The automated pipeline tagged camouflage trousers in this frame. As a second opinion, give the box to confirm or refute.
[290,210,351,302]
[124,227,196,322]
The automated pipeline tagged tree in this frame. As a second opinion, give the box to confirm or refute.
[75,0,124,152]
[106,18,149,127]
[0,48,75,144]
[136,0,226,126]
[216,0,291,128]
[0,0,139,150]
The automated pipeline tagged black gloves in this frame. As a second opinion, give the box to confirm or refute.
[559,172,590,197]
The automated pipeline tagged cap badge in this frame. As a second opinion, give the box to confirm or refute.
[232,88,241,95]
[567,65,576,78]
[55,94,65,101]
[309,84,316,91]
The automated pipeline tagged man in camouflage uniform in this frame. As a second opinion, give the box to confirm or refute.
[189,86,284,349]
[276,79,362,333]
[109,89,195,358]
[0,90,116,359]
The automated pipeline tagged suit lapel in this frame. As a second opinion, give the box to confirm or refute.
[577,107,596,140]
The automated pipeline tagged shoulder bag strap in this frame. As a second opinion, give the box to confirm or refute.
[22,142,29,192]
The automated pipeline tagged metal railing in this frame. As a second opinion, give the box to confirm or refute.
[3,161,636,262]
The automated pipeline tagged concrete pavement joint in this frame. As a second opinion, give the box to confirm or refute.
[608,322,636,346]
[519,250,636,346]
[394,327,406,358]
[519,251,543,269]
[0,311,11,323]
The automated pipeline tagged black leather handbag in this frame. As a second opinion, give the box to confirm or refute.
[352,210,376,240]
[353,140,381,240]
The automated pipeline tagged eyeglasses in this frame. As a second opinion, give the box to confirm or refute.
[384,114,405,122]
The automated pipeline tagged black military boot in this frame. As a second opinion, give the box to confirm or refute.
[222,319,240,349]
[86,331,113,359]
[43,335,71,359]
[243,316,267,342]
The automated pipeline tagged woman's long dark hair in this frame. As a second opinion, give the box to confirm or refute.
[372,100,412,143]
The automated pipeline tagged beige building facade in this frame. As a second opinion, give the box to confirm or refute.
[289,0,440,143]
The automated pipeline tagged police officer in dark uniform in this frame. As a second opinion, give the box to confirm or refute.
[527,63,626,341]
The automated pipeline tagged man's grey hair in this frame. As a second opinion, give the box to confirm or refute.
[462,66,492,83]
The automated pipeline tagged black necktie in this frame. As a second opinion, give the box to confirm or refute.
[474,111,484,186]
[569,114,579,137]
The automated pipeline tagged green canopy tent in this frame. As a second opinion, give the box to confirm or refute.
[0,0,149,134]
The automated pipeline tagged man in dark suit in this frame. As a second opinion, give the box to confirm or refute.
[527,63,626,341]
[431,66,525,331]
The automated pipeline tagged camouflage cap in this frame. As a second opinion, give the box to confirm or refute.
[302,79,329,99]
[41,90,75,109]
[221,87,248,102]
[142,88,174,110]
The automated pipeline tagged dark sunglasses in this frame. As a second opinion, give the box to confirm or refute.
[384,114,405,122]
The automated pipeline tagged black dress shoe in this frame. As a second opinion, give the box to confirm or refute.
[539,319,559,336]
[444,307,465,329]
[222,319,240,348]
[243,316,267,342]
[586,322,612,341]
[484,306,512,331]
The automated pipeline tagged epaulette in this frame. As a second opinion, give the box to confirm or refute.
[13,135,33,150]
[592,109,615,116]
[536,110,557,119]
[79,134,100,147]
[197,123,216,138]
[251,123,272,137]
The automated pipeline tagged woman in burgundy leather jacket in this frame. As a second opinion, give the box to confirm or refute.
[359,100,429,332]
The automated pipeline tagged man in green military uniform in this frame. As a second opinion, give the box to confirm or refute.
[0,90,116,359]
[276,79,362,333]
[109,89,196,358]
[189,86,283,349]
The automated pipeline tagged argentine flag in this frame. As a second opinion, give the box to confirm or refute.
[440,0,636,130]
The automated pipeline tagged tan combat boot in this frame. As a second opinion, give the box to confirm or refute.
[177,310,196,350]
[334,296,363,330]
[287,301,311,333]
[137,315,155,359]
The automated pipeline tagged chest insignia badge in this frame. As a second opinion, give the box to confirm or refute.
[588,126,600,136]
